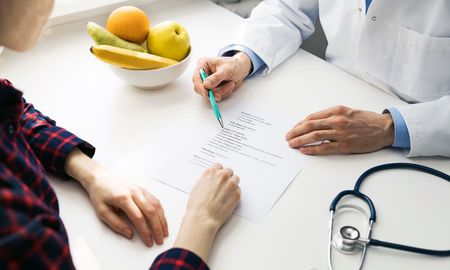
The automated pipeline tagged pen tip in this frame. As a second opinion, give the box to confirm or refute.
[219,118,224,128]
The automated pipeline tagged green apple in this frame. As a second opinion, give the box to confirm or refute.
[147,21,190,61]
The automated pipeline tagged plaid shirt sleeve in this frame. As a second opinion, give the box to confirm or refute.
[20,101,95,177]
[150,248,210,270]
[0,165,76,269]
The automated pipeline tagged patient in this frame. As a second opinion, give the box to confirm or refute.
[0,0,240,269]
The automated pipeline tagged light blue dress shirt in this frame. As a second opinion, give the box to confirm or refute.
[219,0,411,149]
[384,108,411,148]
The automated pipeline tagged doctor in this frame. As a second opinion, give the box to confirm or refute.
[193,0,450,157]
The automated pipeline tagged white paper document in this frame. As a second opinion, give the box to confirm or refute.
[153,106,308,222]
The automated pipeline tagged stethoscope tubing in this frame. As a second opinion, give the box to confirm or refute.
[369,239,450,257]
[354,162,450,192]
[329,190,376,222]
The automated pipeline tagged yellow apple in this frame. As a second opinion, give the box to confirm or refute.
[147,21,190,61]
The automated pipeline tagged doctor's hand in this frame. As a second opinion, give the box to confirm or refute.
[193,52,252,101]
[65,148,168,248]
[285,106,395,155]
[174,164,241,261]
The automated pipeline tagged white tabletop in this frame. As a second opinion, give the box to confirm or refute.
[1,0,450,269]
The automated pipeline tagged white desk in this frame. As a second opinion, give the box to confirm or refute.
[1,0,450,269]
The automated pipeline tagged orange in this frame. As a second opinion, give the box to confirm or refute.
[106,6,150,44]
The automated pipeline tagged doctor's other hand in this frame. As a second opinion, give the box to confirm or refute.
[174,164,241,261]
[193,52,252,101]
[285,106,395,155]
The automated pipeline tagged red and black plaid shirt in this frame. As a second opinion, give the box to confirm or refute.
[0,79,209,270]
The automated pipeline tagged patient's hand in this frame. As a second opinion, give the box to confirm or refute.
[65,148,168,247]
[86,170,168,247]
[186,163,240,228]
[173,163,241,261]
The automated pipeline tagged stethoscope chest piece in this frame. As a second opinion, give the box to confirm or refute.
[332,226,368,254]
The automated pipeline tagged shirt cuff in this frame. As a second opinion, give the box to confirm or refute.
[38,127,96,177]
[384,108,411,149]
[149,248,210,270]
[219,44,267,77]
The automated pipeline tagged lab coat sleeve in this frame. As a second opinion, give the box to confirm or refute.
[223,0,319,75]
[394,95,450,157]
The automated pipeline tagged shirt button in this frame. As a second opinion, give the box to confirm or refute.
[371,16,377,21]
[8,124,15,135]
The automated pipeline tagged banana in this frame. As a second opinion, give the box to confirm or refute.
[87,22,147,53]
[90,45,179,70]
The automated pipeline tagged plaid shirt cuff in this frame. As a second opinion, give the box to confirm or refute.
[150,248,209,270]
[20,102,95,177]
[29,126,95,177]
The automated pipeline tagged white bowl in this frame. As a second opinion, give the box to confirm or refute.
[109,49,191,90]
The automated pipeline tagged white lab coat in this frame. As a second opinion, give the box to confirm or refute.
[228,0,450,157]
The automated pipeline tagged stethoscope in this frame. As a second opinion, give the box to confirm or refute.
[328,163,450,270]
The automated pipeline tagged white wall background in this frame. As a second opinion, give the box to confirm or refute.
[52,0,327,59]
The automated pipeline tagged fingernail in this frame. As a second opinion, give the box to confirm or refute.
[123,229,132,238]
[147,237,154,247]
[204,79,211,88]
[288,140,297,148]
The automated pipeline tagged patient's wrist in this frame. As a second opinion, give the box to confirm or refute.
[65,147,107,194]
[173,212,219,261]
[183,211,220,235]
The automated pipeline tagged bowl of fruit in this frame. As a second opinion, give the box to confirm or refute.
[88,6,191,89]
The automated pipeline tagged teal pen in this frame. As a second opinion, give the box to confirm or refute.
[199,68,224,128]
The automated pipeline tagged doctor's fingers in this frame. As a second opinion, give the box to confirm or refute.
[300,141,340,155]
[288,130,336,148]
[193,68,209,98]
[213,81,237,101]
[291,111,332,128]
[202,65,235,90]
[285,118,332,140]
[193,60,234,98]
[192,57,218,97]
[292,105,352,128]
